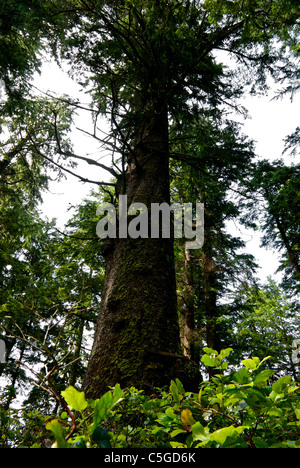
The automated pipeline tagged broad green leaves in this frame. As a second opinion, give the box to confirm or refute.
[62,384,124,431]
[91,384,124,433]
[47,385,124,448]
[201,347,233,370]
[253,369,274,387]
[61,386,88,412]
[241,355,271,372]
[1,0,300,449]
[39,351,300,448]
[170,378,185,403]
[91,427,111,449]
[46,420,69,449]
[165,349,300,448]
[180,408,196,432]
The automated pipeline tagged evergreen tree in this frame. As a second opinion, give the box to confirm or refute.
[1,0,299,397]
[228,278,300,381]
[170,115,258,370]
[0,198,102,413]
[244,159,300,296]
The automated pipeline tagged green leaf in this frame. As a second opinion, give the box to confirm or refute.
[266,406,283,417]
[252,437,269,448]
[111,384,124,406]
[203,347,218,355]
[241,357,260,371]
[170,380,180,403]
[165,407,175,419]
[91,385,124,432]
[210,426,244,445]
[61,386,88,412]
[272,376,292,394]
[72,439,87,448]
[92,393,114,430]
[257,356,272,368]
[169,441,186,448]
[219,348,233,359]
[175,378,185,394]
[294,408,300,420]
[171,428,187,438]
[220,361,228,370]
[181,408,196,431]
[92,427,112,448]
[201,354,220,367]
[245,387,267,409]
[254,369,274,387]
[271,440,300,448]
[192,421,210,442]
[233,367,250,384]
[46,419,69,448]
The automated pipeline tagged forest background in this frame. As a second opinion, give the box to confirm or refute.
[0,0,300,448]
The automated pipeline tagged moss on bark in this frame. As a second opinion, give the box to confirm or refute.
[83,103,199,399]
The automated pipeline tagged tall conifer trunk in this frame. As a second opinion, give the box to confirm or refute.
[83,102,186,398]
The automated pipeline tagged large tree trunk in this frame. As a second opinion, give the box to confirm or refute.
[83,103,196,398]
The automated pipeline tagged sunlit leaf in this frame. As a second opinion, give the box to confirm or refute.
[181,408,196,432]
[61,386,88,412]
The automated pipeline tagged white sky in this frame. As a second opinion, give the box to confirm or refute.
[33,62,105,218]
[229,91,300,281]
[34,61,300,283]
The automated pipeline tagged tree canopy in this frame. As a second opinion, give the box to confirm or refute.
[0,0,299,448]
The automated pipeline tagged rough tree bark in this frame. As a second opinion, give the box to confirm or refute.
[83,101,198,398]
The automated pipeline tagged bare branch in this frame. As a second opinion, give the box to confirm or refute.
[62,149,119,178]
[54,227,99,241]
[29,135,116,187]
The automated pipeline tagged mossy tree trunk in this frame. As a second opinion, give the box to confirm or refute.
[83,102,187,398]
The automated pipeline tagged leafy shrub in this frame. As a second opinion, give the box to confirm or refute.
[44,349,300,449]
[0,386,52,448]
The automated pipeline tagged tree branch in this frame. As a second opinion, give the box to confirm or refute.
[54,227,99,241]
[28,135,116,187]
[51,109,119,179]
[62,149,119,178]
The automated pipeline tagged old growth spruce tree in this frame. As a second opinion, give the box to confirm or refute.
[2,0,299,398]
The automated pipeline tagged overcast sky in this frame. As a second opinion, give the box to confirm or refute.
[34,61,300,283]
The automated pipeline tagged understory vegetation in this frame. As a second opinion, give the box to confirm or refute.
[1,349,300,448]
[1,0,300,449]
